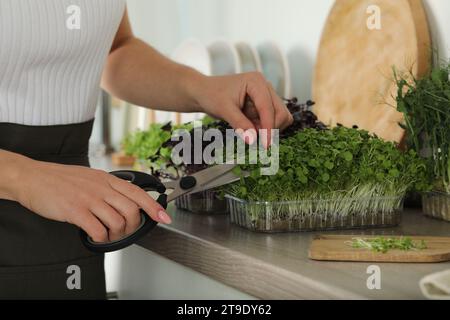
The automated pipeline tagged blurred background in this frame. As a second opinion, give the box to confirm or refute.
[91,0,449,156]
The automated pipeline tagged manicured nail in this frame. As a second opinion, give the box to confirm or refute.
[158,211,172,224]
[261,133,269,149]
[244,129,257,145]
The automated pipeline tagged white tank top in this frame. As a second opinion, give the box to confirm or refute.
[0,0,126,125]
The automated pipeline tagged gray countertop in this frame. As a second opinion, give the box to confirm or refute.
[91,156,450,300]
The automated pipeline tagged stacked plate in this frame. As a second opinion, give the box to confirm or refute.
[172,38,291,99]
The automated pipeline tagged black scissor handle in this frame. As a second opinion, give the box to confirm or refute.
[80,170,167,253]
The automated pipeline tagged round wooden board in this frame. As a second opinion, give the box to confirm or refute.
[313,0,431,142]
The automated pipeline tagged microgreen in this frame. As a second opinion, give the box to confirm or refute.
[227,126,427,201]
[395,62,450,193]
[225,126,428,218]
[347,237,427,254]
[122,117,231,178]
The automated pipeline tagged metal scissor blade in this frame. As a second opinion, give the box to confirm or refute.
[190,170,248,194]
[190,163,238,187]
[165,164,238,202]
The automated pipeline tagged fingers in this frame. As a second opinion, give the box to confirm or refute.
[242,97,260,123]
[245,73,275,148]
[267,83,294,130]
[108,175,172,225]
[90,201,126,241]
[222,106,254,131]
[71,209,108,243]
[104,191,142,235]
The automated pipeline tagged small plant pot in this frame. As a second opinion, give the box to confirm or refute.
[422,192,450,222]
[225,195,404,233]
[175,189,228,215]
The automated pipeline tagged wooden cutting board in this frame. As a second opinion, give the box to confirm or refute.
[313,0,431,143]
[309,235,450,263]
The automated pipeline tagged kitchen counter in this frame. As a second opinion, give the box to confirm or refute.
[92,156,450,300]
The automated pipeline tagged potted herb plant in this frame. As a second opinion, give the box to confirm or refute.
[395,62,450,222]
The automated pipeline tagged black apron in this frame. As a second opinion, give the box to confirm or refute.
[0,120,106,299]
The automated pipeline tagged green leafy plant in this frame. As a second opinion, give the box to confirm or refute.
[122,123,175,160]
[122,117,229,178]
[395,62,450,193]
[122,122,193,177]
[228,126,428,200]
[348,237,427,254]
[225,126,428,219]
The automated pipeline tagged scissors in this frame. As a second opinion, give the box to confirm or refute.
[80,164,244,253]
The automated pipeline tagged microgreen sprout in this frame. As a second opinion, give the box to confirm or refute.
[395,62,450,193]
[347,237,427,253]
[225,126,428,220]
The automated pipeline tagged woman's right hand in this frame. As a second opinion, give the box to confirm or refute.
[9,155,172,243]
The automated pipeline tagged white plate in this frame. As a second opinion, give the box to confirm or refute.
[172,39,212,76]
[208,40,242,76]
[235,42,262,73]
[257,41,291,98]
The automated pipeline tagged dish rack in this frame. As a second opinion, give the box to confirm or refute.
[225,195,404,232]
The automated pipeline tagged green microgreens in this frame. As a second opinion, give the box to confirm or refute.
[223,126,429,220]
[347,237,427,254]
[226,126,428,202]
[394,62,450,193]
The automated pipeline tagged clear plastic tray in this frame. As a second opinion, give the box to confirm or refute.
[422,192,450,222]
[175,189,228,215]
[226,195,403,232]
[134,162,228,215]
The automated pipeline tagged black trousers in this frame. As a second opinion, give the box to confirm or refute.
[0,120,105,299]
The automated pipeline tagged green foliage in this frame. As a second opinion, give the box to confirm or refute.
[122,122,193,175]
[348,237,427,254]
[122,123,175,159]
[122,117,226,178]
[226,126,429,203]
[395,62,450,193]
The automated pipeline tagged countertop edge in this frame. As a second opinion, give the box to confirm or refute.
[137,225,367,300]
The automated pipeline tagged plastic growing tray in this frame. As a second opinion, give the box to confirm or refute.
[422,192,450,222]
[175,189,228,215]
[134,162,228,215]
[226,195,403,232]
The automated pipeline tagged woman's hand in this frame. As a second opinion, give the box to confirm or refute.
[195,72,294,147]
[12,157,171,243]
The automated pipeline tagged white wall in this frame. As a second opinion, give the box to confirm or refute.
[127,0,449,101]
[423,0,450,62]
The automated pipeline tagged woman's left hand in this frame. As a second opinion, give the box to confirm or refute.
[195,72,293,148]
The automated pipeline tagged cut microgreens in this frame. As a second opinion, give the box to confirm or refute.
[395,63,450,193]
[347,237,427,254]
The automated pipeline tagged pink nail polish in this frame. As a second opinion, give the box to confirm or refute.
[158,211,172,224]
[244,129,257,145]
[261,133,269,149]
